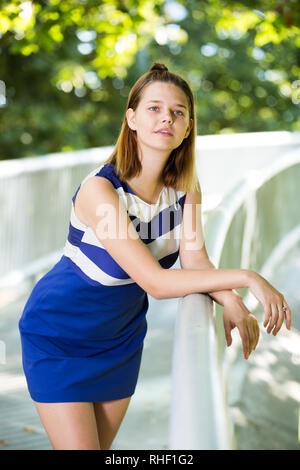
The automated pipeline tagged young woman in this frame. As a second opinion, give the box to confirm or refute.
[18,62,292,450]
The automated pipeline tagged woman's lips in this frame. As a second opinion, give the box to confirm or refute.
[155,131,173,136]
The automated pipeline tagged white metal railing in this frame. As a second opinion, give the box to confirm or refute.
[0,146,113,287]
[169,294,233,450]
[169,147,300,450]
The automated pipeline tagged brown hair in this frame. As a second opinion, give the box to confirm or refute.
[103,62,199,193]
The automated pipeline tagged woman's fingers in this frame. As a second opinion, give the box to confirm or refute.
[255,321,260,348]
[249,317,260,351]
[250,317,259,350]
[246,321,255,353]
[237,323,249,359]
[244,323,251,359]
[266,303,279,334]
[264,299,292,335]
[272,305,285,335]
[284,303,292,330]
[223,320,233,347]
[250,276,292,334]
[263,306,272,328]
[238,317,259,359]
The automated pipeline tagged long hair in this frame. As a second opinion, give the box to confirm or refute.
[103,62,199,193]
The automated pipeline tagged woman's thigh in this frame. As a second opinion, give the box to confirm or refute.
[93,396,132,450]
[34,401,100,450]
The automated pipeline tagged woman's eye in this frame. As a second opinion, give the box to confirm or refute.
[149,106,183,115]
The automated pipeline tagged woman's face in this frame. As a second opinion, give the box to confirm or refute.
[126,81,192,154]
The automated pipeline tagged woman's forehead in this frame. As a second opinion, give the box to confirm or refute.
[140,81,188,105]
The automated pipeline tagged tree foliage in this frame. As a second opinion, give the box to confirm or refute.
[0,0,299,160]
[212,0,300,46]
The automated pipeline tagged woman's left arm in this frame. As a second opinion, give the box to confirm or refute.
[197,262,243,307]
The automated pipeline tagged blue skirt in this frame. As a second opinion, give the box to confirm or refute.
[19,255,148,403]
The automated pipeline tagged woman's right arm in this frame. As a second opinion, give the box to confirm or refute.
[75,177,267,303]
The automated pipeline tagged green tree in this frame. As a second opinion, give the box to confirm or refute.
[0,0,299,160]
[0,0,166,159]
[148,0,300,135]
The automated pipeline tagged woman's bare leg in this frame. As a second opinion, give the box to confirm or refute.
[93,397,131,450]
[34,401,100,450]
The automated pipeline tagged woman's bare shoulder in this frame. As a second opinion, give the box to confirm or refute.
[74,176,115,227]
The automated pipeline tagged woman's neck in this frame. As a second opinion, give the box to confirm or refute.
[126,146,170,204]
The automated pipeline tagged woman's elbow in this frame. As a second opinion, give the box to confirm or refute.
[144,272,164,300]
[146,283,163,300]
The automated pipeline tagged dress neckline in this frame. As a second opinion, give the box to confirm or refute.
[124,181,166,206]
[105,163,166,206]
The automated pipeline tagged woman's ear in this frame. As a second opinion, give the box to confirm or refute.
[184,118,193,138]
[126,108,137,131]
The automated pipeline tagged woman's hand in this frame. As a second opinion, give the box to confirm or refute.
[247,271,292,335]
[223,296,260,360]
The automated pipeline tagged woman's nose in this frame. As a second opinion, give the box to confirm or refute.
[161,111,173,123]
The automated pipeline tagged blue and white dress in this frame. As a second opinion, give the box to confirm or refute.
[18,162,186,402]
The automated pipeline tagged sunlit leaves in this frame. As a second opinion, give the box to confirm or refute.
[19,42,38,54]
[48,24,63,42]
[216,10,261,37]
[0,13,12,35]
[0,0,164,74]
[213,1,300,46]
[0,1,36,37]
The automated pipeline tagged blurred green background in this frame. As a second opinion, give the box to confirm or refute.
[0,0,299,161]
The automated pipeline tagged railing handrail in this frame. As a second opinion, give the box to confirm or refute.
[0,146,113,177]
[205,147,300,266]
[169,294,233,450]
[196,130,300,150]
[1,130,299,178]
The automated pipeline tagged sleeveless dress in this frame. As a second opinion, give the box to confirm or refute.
[18,162,186,403]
